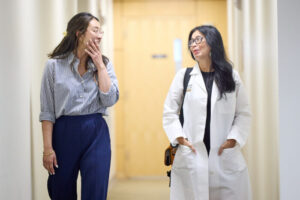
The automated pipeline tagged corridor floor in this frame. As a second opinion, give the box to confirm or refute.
[107,177,170,200]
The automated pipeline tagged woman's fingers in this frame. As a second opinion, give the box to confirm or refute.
[178,137,197,153]
[176,137,185,145]
[54,157,58,169]
[218,141,229,155]
[184,140,196,153]
[188,144,197,153]
[43,159,52,174]
[93,39,100,51]
[49,161,55,175]
[218,145,224,155]
[86,42,96,55]
[90,39,100,52]
[43,153,58,175]
[85,39,105,69]
[218,139,237,155]
[85,48,93,57]
[87,39,100,54]
[86,40,102,60]
[226,139,236,147]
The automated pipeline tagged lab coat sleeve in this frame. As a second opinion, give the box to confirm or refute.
[227,70,252,148]
[163,68,187,145]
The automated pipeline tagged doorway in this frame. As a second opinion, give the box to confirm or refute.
[113,0,227,177]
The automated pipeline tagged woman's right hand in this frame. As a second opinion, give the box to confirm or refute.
[43,149,58,175]
[176,137,196,153]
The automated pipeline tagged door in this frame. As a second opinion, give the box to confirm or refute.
[113,0,227,177]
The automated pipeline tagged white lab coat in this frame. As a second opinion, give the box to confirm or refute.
[163,63,252,200]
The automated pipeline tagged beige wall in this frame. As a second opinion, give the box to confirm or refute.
[227,0,279,199]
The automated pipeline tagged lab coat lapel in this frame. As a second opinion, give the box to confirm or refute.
[211,80,218,116]
[191,63,207,95]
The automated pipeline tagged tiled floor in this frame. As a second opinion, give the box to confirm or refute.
[107,177,170,200]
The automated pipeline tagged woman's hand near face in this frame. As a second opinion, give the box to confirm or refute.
[177,137,196,153]
[85,39,105,70]
[218,139,237,155]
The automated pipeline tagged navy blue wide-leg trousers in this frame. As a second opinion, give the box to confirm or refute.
[47,113,111,200]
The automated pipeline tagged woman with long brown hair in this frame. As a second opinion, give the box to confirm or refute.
[40,12,119,199]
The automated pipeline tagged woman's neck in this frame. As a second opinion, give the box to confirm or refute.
[197,58,212,72]
[75,47,88,69]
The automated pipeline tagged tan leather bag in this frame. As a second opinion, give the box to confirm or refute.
[164,144,178,166]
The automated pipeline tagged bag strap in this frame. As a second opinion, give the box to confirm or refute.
[179,67,193,126]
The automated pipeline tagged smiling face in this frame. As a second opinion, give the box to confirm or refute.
[78,18,103,48]
[189,30,211,61]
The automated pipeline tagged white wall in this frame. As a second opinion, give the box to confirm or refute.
[278,0,300,199]
[0,0,32,199]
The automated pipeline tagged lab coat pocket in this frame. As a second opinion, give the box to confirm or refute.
[173,145,195,169]
[180,145,192,153]
[220,146,246,174]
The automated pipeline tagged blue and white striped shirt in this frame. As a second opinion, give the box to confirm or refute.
[39,53,119,123]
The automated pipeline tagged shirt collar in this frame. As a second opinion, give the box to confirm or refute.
[67,52,77,65]
[67,52,97,72]
[87,59,98,72]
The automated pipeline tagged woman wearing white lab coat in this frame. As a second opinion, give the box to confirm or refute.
[163,25,252,200]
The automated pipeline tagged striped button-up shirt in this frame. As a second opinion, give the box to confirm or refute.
[39,53,119,123]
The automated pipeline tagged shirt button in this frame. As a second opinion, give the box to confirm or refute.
[80,95,83,98]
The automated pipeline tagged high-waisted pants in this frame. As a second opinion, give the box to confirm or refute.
[47,113,111,200]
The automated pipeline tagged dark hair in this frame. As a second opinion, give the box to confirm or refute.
[188,25,235,99]
[48,12,108,65]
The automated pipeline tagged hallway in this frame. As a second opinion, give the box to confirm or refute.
[2,0,298,199]
[107,177,169,200]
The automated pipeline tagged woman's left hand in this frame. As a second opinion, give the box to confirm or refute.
[218,139,237,155]
[85,39,105,70]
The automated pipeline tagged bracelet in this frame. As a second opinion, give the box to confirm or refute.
[43,150,54,156]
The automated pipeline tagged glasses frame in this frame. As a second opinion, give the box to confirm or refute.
[91,28,104,36]
[188,36,204,47]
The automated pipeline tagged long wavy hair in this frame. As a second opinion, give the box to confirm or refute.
[48,12,108,65]
[188,25,235,99]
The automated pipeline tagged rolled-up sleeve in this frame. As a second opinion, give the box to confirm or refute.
[99,62,119,107]
[39,60,56,123]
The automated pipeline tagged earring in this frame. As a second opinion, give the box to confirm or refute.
[209,52,212,57]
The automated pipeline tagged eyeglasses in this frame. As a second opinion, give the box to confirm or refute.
[92,28,104,35]
[188,36,204,47]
